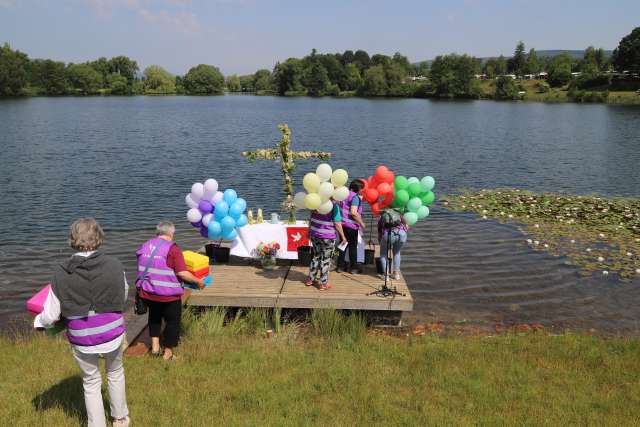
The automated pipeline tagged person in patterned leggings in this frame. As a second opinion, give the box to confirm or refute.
[307,202,346,290]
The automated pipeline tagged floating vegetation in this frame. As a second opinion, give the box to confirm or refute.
[443,189,640,279]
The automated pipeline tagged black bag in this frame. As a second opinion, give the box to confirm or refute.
[134,291,147,315]
[381,208,402,228]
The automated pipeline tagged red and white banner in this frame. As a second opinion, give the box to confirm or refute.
[286,226,309,252]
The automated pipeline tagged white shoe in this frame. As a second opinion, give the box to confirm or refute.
[393,272,401,281]
[113,416,130,427]
[378,273,388,280]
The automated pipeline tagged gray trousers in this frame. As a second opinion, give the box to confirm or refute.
[72,347,129,427]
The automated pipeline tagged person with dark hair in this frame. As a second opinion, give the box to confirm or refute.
[135,221,204,361]
[337,179,366,273]
[34,218,130,427]
[307,200,347,290]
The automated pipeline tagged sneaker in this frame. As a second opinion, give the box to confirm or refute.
[112,416,130,427]
[305,279,314,287]
[378,273,388,281]
[394,271,401,281]
[319,283,332,290]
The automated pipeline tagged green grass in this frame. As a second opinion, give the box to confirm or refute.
[2,310,640,426]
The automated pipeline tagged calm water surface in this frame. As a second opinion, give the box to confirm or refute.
[1,96,639,333]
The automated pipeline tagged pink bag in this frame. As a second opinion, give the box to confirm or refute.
[27,284,51,316]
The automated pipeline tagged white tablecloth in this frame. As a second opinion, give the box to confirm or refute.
[230,221,365,262]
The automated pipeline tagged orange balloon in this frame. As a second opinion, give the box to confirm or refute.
[377,182,391,195]
[375,165,389,182]
[365,188,379,203]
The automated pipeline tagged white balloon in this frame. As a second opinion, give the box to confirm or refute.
[185,194,198,209]
[333,186,349,201]
[191,183,204,201]
[316,163,333,182]
[293,192,307,209]
[204,178,218,194]
[202,213,213,227]
[211,191,224,205]
[318,182,335,201]
[317,200,334,215]
[187,208,202,223]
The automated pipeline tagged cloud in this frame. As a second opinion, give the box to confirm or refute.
[83,0,201,33]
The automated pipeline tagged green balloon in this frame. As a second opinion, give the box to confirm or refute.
[404,212,418,226]
[420,176,435,192]
[395,189,410,206]
[408,182,422,197]
[420,191,435,206]
[417,206,430,219]
[407,197,422,212]
[394,176,409,190]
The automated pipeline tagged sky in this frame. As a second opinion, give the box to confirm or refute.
[1,0,638,75]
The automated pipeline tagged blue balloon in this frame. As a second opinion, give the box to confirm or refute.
[234,198,247,212]
[222,228,237,241]
[214,201,229,220]
[221,215,236,233]
[223,189,238,205]
[229,203,243,220]
[236,214,248,227]
[207,220,222,239]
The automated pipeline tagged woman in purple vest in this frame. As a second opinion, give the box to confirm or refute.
[306,201,347,290]
[337,179,366,274]
[136,221,204,361]
[34,218,130,427]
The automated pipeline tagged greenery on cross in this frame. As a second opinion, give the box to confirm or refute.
[242,124,331,224]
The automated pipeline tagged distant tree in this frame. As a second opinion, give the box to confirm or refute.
[429,54,479,97]
[27,59,67,95]
[580,46,599,75]
[317,54,345,89]
[595,48,609,71]
[183,64,224,95]
[342,63,363,91]
[414,61,429,77]
[143,65,175,94]
[253,69,272,91]
[239,74,254,92]
[0,43,29,96]
[494,76,519,100]
[226,74,241,92]
[525,48,540,74]
[370,54,391,67]
[612,26,640,72]
[109,56,139,82]
[272,58,305,95]
[353,50,371,72]
[512,41,526,77]
[496,55,508,75]
[361,64,388,96]
[392,52,413,75]
[385,62,408,96]
[304,62,330,96]
[88,57,110,82]
[341,50,355,65]
[106,72,128,95]
[66,63,103,94]
[547,54,573,87]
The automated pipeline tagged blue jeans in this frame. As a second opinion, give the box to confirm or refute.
[379,229,407,273]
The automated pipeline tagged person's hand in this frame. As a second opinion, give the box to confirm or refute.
[197,279,205,290]
[360,223,366,230]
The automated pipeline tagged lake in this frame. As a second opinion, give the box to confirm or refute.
[1,96,639,333]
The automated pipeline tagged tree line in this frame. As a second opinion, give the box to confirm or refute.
[1,27,638,99]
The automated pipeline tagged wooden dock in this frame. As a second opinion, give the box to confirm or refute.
[186,262,413,313]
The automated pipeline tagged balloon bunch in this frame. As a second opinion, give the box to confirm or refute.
[185,178,248,241]
[362,165,396,216]
[391,175,436,226]
[293,163,350,214]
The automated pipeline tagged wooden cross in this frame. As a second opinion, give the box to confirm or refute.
[242,124,331,224]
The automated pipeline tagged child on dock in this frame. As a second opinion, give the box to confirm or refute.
[307,201,346,290]
[378,208,408,280]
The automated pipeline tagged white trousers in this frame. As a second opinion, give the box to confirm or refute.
[72,347,129,427]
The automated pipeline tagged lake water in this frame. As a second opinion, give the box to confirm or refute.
[1,96,639,333]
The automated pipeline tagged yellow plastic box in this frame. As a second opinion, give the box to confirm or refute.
[182,250,209,271]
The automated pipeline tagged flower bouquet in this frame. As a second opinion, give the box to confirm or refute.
[256,241,280,270]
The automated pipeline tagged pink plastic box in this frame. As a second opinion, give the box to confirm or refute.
[27,284,51,316]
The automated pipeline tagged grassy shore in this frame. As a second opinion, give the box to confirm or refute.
[2,308,640,426]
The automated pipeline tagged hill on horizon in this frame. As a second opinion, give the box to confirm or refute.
[415,49,613,65]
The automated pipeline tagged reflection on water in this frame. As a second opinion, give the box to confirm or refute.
[1,96,639,333]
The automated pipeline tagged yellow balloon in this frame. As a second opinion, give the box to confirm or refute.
[317,200,334,214]
[304,193,322,210]
[316,163,333,182]
[331,169,348,187]
[303,173,321,193]
[318,182,335,201]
